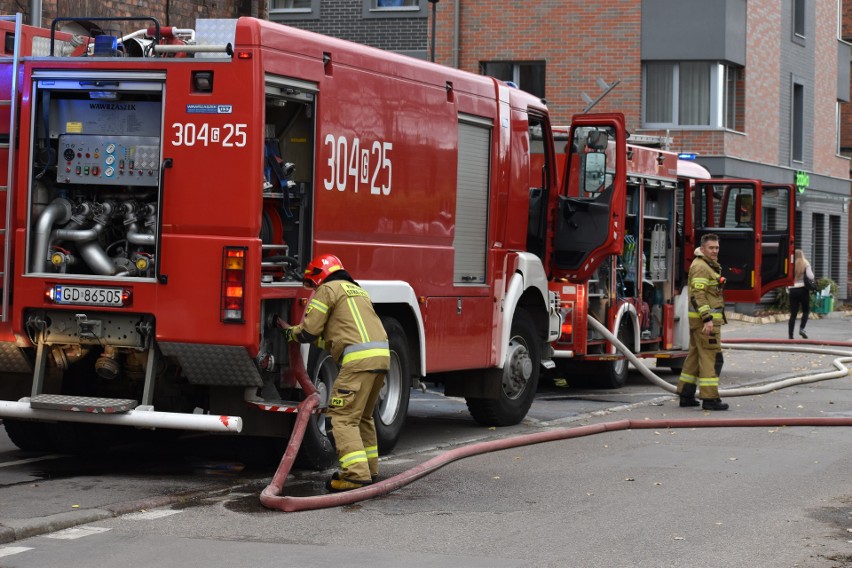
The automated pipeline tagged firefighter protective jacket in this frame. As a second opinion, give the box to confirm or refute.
[290,280,390,372]
[687,253,726,324]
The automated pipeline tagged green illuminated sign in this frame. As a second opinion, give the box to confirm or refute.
[795,170,809,194]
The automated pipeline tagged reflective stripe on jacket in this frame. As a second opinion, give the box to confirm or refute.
[291,280,390,371]
[687,255,725,324]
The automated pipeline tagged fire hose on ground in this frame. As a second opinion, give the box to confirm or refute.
[260,318,852,512]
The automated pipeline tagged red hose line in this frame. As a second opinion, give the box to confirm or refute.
[260,331,852,511]
[260,415,852,512]
[724,337,852,348]
[261,343,320,497]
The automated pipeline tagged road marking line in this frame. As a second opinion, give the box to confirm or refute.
[124,510,182,520]
[0,546,32,558]
[0,454,66,468]
[44,526,111,540]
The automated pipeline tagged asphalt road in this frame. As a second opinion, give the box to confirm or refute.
[1,312,852,567]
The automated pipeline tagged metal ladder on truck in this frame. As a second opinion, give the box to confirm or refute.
[0,13,22,323]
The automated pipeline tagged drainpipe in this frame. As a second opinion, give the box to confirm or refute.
[453,0,459,68]
[30,0,41,27]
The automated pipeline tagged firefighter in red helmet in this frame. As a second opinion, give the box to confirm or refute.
[278,253,390,491]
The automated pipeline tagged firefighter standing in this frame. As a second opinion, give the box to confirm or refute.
[278,253,390,491]
[677,234,729,411]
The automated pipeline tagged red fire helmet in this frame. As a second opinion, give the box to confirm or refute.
[303,253,343,288]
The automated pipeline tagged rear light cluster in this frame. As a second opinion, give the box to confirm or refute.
[558,302,574,343]
[221,247,247,323]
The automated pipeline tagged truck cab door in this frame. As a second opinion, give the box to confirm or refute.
[551,114,627,282]
[691,179,762,303]
[758,184,795,295]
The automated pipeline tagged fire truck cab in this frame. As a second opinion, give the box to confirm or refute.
[683,179,795,303]
[537,128,795,387]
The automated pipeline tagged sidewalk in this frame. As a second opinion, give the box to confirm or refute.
[725,307,852,343]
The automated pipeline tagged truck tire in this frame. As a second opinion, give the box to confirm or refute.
[375,317,411,454]
[296,317,411,466]
[592,323,632,389]
[295,346,338,470]
[466,309,540,427]
[3,419,54,452]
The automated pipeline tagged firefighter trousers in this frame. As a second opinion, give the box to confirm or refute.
[677,323,722,399]
[327,366,385,482]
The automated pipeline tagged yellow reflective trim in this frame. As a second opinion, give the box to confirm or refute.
[340,450,368,467]
[692,277,711,284]
[688,312,724,320]
[365,445,378,458]
[679,373,697,384]
[341,348,391,365]
[309,299,329,314]
[346,297,370,343]
[698,377,719,386]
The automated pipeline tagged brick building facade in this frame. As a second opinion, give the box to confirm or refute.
[2,0,850,299]
[276,0,852,301]
[0,0,257,28]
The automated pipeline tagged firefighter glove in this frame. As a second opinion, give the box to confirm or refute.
[282,327,297,342]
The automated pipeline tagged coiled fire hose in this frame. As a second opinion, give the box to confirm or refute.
[260,318,852,512]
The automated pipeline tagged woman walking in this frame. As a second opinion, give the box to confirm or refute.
[788,249,815,339]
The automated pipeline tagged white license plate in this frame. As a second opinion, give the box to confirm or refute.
[53,285,124,307]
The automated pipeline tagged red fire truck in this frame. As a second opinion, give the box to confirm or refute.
[535,129,795,387]
[0,14,635,466]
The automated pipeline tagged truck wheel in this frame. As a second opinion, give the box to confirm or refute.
[467,309,540,426]
[3,420,54,452]
[375,317,410,454]
[295,346,338,470]
[593,324,631,389]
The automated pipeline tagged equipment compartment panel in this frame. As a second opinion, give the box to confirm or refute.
[58,135,160,187]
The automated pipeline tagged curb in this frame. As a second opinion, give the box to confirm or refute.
[0,480,255,545]
[726,310,851,325]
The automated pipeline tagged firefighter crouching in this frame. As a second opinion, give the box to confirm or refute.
[677,234,729,411]
[278,253,390,491]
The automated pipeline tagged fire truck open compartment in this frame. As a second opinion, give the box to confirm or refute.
[26,73,165,281]
[260,76,315,283]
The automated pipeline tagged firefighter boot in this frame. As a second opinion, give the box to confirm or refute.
[679,383,700,407]
[702,398,730,411]
[331,471,379,484]
[326,474,373,493]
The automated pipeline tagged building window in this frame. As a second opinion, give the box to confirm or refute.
[792,82,804,163]
[793,0,806,38]
[812,212,825,277]
[830,214,841,283]
[794,210,803,249]
[480,61,546,99]
[374,0,418,7]
[363,0,428,18]
[269,0,320,20]
[724,66,745,132]
[836,101,842,155]
[643,62,743,129]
